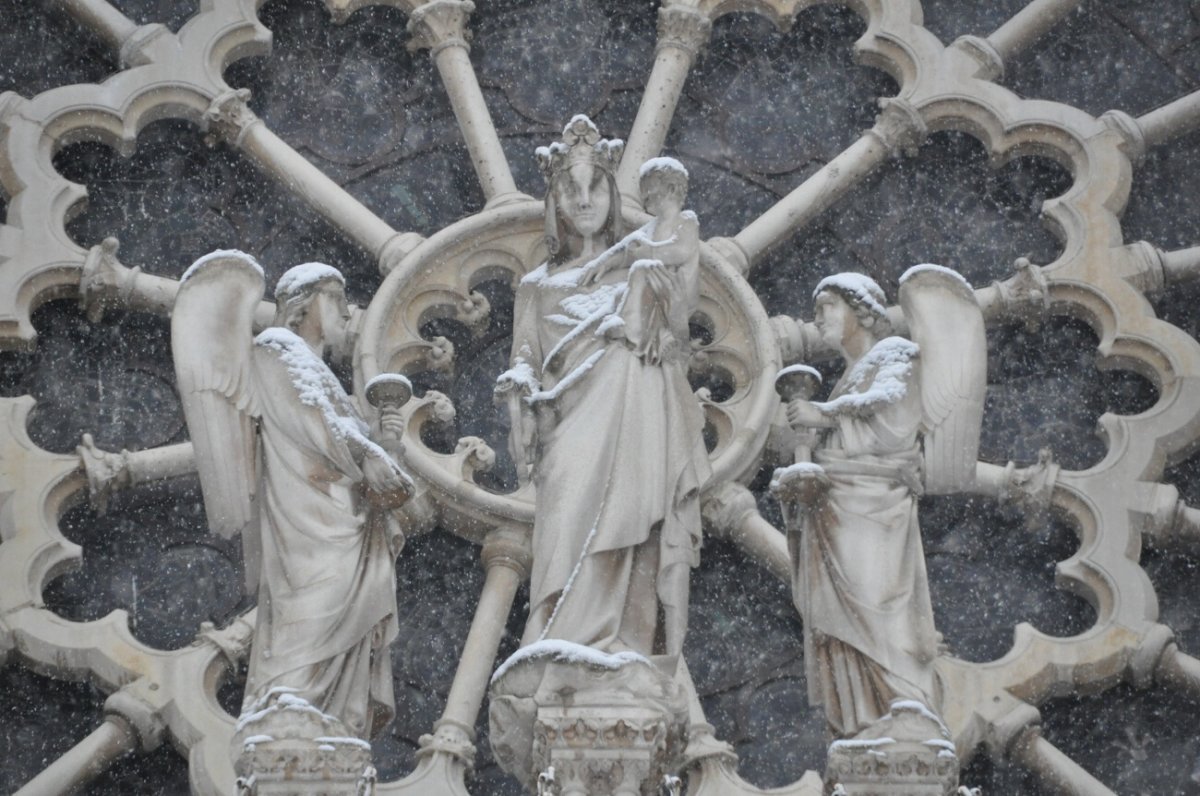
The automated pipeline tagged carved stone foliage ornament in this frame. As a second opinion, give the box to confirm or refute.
[2,1,1200,795]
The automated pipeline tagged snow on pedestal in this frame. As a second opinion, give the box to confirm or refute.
[233,688,376,796]
[826,700,961,795]
[489,640,689,796]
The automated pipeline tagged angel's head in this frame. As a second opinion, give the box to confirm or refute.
[813,273,892,355]
[273,263,351,354]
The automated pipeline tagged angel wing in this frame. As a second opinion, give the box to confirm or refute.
[172,251,265,538]
[899,264,987,495]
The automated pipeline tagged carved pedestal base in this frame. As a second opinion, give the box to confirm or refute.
[233,688,376,796]
[489,642,689,795]
[826,702,959,796]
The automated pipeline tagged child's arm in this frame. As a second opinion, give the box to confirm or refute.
[627,212,698,269]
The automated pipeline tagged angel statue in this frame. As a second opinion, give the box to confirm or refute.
[773,266,986,739]
[495,115,710,658]
[172,252,413,740]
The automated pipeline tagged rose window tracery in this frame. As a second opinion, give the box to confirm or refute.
[1,0,1200,794]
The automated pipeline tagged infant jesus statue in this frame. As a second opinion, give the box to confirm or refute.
[586,156,701,366]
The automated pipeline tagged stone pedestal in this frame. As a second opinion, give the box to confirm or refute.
[489,641,689,795]
[825,701,959,796]
[233,688,377,796]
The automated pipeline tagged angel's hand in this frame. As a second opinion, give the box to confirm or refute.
[364,452,410,496]
[786,398,830,430]
[379,406,406,439]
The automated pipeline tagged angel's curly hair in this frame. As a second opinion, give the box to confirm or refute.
[814,281,894,339]
[272,264,346,331]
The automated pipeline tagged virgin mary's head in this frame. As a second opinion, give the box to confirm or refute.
[537,115,623,263]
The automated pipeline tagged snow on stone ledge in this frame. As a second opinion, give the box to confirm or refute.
[889,699,951,735]
[236,686,338,733]
[777,364,825,381]
[770,462,827,492]
[274,262,344,299]
[899,263,973,291]
[564,113,597,137]
[180,249,264,283]
[829,736,896,751]
[491,639,650,683]
[314,736,372,750]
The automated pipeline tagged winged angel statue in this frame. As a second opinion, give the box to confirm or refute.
[773,265,986,739]
[172,251,412,740]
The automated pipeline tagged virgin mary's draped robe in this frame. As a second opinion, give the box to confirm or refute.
[511,237,710,657]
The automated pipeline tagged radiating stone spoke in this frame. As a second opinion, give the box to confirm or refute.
[1154,643,1200,701]
[13,716,138,796]
[407,0,529,208]
[45,1,426,275]
[203,89,425,273]
[700,481,790,583]
[47,0,175,66]
[953,0,1085,80]
[614,2,713,204]
[379,527,529,796]
[79,238,276,324]
[1009,727,1118,796]
[76,435,196,514]
[1103,89,1200,164]
[712,98,927,272]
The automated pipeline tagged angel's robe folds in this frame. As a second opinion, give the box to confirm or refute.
[798,338,940,737]
[244,333,399,739]
[512,249,710,657]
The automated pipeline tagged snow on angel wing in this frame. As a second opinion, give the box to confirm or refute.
[899,264,987,495]
[172,251,265,539]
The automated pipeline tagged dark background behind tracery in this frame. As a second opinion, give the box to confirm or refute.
[1,0,1199,793]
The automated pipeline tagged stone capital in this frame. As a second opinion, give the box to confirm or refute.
[202,88,260,148]
[77,433,131,514]
[1120,240,1167,294]
[1100,109,1147,164]
[195,614,255,668]
[705,236,750,275]
[868,96,928,158]
[377,230,427,275]
[417,717,477,770]
[79,237,139,323]
[657,5,713,59]
[952,35,1005,81]
[701,481,758,537]
[119,22,175,68]
[407,0,475,56]
[105,684,167,753]
[482,526,532,579]
[980,699,1041,759]
[1128,624,1176,690]
[992,257,1049,329]
[1001,448,1059,513]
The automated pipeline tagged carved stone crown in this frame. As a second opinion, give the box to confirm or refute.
[535,114,624,182]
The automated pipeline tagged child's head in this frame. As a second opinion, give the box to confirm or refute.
[638,157,688,213]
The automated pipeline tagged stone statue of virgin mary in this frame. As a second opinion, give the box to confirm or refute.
[495,115,710,658]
